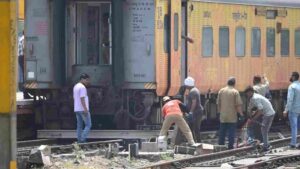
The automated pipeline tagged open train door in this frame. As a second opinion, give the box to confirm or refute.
[168,0,182,96]
[155,0,169,96]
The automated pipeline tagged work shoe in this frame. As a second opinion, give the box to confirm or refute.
[263,145,272,152]
[289,145,296,149]
[191,143,201,147]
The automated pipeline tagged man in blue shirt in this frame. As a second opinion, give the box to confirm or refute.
[283,72,300,148]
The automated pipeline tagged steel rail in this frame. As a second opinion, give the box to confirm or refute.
[234,153,300,169]
[141,136,300,169]
[17,139,123,156]
[50,139,122,153]
[17,139,57,148]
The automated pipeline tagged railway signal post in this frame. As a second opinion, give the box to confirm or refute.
[0,0,17,168]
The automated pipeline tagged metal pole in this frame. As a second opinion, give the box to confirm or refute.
[0,0,17,169]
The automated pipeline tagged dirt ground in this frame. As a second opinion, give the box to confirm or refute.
[44,153,193,169]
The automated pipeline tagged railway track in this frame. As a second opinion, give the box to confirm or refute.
[141,136,300,169]
[17,139,122,157]
[234,153,300,169]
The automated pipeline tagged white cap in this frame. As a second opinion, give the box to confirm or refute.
[184,76,195,87]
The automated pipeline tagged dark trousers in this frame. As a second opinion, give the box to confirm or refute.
[218,123,236,149]
[18,55,24,90]
[191,111,202,142]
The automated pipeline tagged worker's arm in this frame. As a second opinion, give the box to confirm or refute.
[262,75,269,87]
[251,110,263,121]
[283,85,294,117]
[235,92,243,116]
[216,91,221,113]
[179,102,189,113]
[79,87,89,114]
[250,100,264,121]
[80,97,88,114]
[236,105,243,116]
[190,99,197,113]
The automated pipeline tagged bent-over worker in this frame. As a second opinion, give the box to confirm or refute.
[159,96,196,145]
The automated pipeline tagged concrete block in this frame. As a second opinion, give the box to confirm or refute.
[141,142,158,152]
[28,145,52,166]
[129,143,139,160]
[195,144,227,155]
[174,145,196,155]
[39,145,51,156]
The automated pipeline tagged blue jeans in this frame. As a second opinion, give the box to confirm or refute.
[218,123,236,149]
[288,111,300,146]
[76,111,92,143]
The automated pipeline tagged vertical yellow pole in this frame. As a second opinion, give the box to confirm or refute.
[0,0,17,169]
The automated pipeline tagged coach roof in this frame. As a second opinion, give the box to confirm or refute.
[191,0,300,9]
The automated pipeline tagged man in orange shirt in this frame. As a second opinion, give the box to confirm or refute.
[159,96,196,145]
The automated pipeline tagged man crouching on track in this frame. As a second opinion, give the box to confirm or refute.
[159,96,196,146]
[73,73,92,143]
[245,86,275,152]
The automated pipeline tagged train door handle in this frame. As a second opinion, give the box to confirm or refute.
[29,43,34,56]
[146,43,151,56]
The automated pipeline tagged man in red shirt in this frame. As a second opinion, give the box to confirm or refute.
[159,96,195,145]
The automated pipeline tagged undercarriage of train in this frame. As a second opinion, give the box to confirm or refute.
[24,86,288,131]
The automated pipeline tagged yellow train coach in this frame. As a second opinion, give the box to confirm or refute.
[185,0,300,92]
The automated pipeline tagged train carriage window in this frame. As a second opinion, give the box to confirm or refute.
[251,28,261,57]
[174,13,179,51]
[235,27,245,57]
[281,29,289,56]
[295,29,300,56]
[219,27,229,57]
[202,26,213,57]
[267,28,275,57]
[164,14,170,53]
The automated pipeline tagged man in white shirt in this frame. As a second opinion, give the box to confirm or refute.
[73,73,91,143]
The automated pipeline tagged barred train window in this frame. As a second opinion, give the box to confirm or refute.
[202,26,213,57]
[174,13,179,51]
[235,27,245,57]
[281,29,289,56]
[164,14,170,53]
[267,28,275,57]
[219,27,229,57]
[295,29,300,56]
[251,28,261,57]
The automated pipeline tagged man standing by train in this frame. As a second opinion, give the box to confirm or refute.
[283,72,300,149]
[217,77,243,149]
[253,75,270,98]
[184,76,203,142]
[73,73,92,143]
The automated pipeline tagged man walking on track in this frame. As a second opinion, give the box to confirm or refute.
[73,73,92,143]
